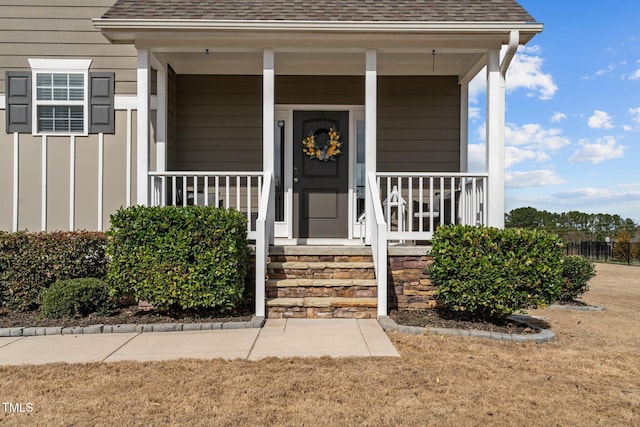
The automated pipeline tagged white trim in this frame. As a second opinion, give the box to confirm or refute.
[41,135,47,231]
[126,108,132,207]
[69,136,75,231]
[94,18,543,34]
[12,133,19,232]
[156,64,167,172]
[486,49,505,228]
[263,49,275,176]
[136,48,150,205]
[460,83,469,173]
[28,58,92,137]
[351,110,366,239]
[97,133,104,231]
[0,95,5,110]
[365,49,377,244]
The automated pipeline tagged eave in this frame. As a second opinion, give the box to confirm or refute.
[93,18,543,46]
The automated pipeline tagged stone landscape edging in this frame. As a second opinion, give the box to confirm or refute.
[548,304,605,312]
[378,314,555,343]
[0,316,265,337]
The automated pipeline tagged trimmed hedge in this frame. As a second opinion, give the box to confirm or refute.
[41,278,115,318]
[0,231,108,312]
[106,205,250,312]
[428,225,565,320]
[560,255,596,301]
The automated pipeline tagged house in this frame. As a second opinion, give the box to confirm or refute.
[0,0,542,319]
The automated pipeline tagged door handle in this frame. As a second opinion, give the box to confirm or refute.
[294,178,299,183]
[294,167,298,176]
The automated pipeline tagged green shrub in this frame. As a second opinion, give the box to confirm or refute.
[428,225,565,320]
[559,255,596,301]
[0,231,108,312]
[40,278,114,318]
[106,205,250,312]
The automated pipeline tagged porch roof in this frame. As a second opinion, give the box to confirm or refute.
[102,0,536,23]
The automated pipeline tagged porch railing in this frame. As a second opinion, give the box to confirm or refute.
[375,172,488,241]
[255,173,274,318]
[148,171,264,240]
[368,172,388,317]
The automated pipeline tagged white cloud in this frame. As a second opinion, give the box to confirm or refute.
[583,64,616,80]
[551,112,567,123]
[588,110,614,129]
[506,45,558,100]
[629,68,640,80]
[467,143,486,173]
[505,170,565,188]
[469,107,481,121]
[629,107,640,124]
[507,184,640,221]
[569,136,626,164]
[505,123,571,151]
[472,123,570,170]
[468,45,557,102]
[624,125,633,132]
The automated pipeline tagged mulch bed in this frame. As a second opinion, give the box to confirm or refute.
[389,308,548,335]
[0,303,254,329]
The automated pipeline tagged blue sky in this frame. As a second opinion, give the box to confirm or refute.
[468,1,640,222]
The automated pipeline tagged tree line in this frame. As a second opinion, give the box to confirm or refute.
[505,207,638,243]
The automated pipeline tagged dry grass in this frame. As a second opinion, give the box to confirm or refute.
[1,263,639,426]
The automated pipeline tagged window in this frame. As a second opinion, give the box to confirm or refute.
[28,59,92,136]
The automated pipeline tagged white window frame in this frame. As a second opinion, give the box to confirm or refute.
[28,59,92,136]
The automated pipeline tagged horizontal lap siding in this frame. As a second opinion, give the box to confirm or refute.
[175,75,263,171]
[275,76,365,105]
[0,1,136,94]
[378,76,461,172]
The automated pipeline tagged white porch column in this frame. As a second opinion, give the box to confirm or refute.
[263,48,275,241]
[136,48,150,205]
[263,49,275,178]
[365,49,377,244]
[154,59,167,172]
[459,83,469,173]
[486,49,505,228]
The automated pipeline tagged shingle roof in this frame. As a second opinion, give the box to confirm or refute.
[102,0,536,23]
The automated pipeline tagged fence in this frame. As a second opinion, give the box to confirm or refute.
[565,241,640,266]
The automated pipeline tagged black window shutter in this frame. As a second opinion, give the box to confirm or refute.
[6,71,31,133]
[89,72,115,134]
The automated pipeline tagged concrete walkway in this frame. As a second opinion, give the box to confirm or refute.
[0,319,399,365]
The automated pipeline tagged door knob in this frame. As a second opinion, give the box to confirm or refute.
[294,178,299,183]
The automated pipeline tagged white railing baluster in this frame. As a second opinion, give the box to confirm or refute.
[372,172,488,241]
[236,176,241,211]
[247,176,252,231]
[204,176,209,206]
[225,176,230,209]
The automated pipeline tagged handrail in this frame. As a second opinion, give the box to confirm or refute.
[368,172,388,318]
[254,173,273,318]
[149,171,261,177]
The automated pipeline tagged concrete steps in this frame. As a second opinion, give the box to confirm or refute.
[266,246,378,319]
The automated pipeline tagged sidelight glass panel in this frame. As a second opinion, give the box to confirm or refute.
[274,120,285,221]
[356,120,366,220]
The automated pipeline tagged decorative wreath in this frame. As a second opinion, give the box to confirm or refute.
[302,127,342,161]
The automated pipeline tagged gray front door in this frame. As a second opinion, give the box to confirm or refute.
[293,111,349,238]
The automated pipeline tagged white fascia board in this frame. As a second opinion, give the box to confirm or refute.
[94,18,543,40]
[0,95,5,110]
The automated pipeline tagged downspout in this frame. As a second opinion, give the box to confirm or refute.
[500,30,520,77]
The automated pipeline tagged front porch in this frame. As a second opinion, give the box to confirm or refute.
[93,11,541,318]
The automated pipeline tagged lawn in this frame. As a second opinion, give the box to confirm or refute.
[1,263,638,426]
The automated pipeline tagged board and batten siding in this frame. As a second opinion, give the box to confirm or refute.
[0,0,136,94]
